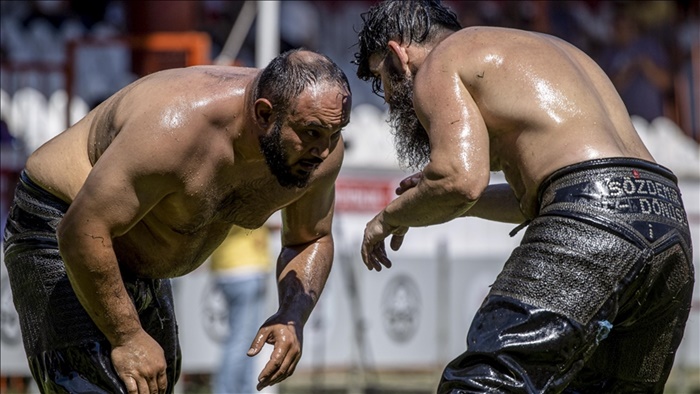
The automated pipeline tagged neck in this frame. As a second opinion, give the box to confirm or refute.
[409,30,453,73]
[406,44,431,74]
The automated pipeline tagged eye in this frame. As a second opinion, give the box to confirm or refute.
[307,130,318,138]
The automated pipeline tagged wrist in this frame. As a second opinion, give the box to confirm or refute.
[109,323,146,347]
[377,210,398,232]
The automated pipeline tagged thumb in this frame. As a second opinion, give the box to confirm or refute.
[247,330,267,356]
[390,234,404,251]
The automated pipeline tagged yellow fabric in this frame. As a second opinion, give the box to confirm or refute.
[210,226,271,272]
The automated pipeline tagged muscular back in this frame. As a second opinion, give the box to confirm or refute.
[27,66,256,203]
[415,27,653,217]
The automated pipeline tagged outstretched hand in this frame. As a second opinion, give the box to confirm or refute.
[361,212,408,271]
[248,316,303,391]
[360,172,420,271]
[112,329,168,394]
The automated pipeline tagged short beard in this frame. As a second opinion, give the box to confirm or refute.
[259,119,312,189]
[386,73,431,170]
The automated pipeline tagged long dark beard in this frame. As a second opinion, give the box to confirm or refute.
[386,73,431,170]
[259,120,311,189]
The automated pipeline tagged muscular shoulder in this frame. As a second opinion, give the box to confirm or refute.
[415,26,609,123]
[419,27,566,84]
[91,66,254,166]
[117,66,255,126]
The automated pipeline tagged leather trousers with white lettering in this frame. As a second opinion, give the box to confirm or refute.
[439,158,694,394]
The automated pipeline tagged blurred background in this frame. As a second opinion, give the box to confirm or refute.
[0,1,698,393]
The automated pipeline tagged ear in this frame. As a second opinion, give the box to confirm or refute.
[387,40,411,75]
[254,98,274,128]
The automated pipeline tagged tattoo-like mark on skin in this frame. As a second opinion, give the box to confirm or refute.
[85,233,108,247]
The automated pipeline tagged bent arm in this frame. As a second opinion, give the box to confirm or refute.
[249,200,334,390]
[396,174,525,224]
[361,48,493,271]
[460,183,526,223]
[57,126,183,393]
[381,60,491,229]
[58,171,168,347]
[273,138,342,326]
[250,143,342,389]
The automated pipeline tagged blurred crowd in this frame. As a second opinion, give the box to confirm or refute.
[447,0,699,139]
[0,0,698,144]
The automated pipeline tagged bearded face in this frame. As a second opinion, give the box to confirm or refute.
[385,72,431,170]
[259,118,312,189]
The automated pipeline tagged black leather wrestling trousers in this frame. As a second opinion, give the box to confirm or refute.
[439,158,694,394]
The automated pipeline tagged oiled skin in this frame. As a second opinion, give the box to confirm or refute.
[361,27,654,270]
[24,51,350,393]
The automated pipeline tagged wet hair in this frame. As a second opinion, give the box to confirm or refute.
[354,0,462,96]
[255,48,351,117]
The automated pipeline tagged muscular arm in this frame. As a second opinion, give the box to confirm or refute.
[397,174,525,224]
[59,174,174,394]
[57,120,184,394]
[248,143,341,390]
[362,48,491,270]
[380,70,490,227]
[460,183,526,223]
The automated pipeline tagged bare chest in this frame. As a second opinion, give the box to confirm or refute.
[115,175,304,278]
[162,174,303,233]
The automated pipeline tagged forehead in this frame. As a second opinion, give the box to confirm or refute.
[289,84,351,126]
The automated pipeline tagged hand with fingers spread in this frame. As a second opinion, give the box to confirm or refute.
[361,211,409,271]
[248,316,303,391]
[111,329,168,394]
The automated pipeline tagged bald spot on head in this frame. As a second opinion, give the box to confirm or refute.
[255,48,352,120]
[287,49,325,63]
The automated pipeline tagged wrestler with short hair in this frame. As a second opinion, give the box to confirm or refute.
[4,48,351,394]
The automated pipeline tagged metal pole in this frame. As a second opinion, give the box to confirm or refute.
[255,1,280,68]
[215,1,257,65]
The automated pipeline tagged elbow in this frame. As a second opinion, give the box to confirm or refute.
[453,166,491,204]
[441,177,487,212]
[423,163,489,212]
[455,182,486,207]
[453,165,489,200]
[56,216,93,263]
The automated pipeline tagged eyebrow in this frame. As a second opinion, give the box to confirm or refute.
[306,121,333,130]
[297,120,346,133]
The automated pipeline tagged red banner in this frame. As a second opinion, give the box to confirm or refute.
[335,177,397,213]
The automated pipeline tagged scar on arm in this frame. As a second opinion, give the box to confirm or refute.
[477,72,484,78]
[85,233,110,247]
